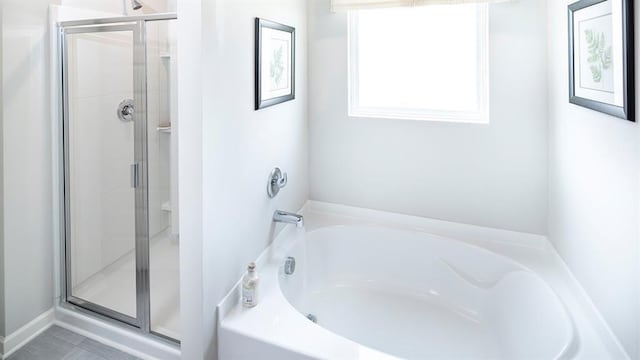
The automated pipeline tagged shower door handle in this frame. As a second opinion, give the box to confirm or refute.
[131,163,140,188]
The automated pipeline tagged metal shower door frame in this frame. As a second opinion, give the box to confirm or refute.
[59,18,155,332]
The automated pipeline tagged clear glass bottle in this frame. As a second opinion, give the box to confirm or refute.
[242,262,259,308]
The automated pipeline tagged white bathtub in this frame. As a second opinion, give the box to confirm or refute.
[280,225,574,359]
[219,202,628,360]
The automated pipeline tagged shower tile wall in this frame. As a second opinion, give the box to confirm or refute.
[147,21,172,239]
[68,27,171,287]
[68,31,137,289]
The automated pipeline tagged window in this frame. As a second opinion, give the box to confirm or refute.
[348,4,489,123]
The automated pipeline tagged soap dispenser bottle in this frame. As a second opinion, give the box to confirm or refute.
[242,262,259,308]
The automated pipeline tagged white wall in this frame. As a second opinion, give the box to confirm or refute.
[1,0,54,335]
[308,0,548,235]
[176,0,204,356]
[547,1,640,358]
[194,0,309,358]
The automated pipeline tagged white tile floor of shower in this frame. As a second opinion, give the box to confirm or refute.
[73,228,180,340]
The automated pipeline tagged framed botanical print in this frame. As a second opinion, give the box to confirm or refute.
[255,18,296,110]
[568,0,634,121]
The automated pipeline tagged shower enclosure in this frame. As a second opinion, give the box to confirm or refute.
[58,13,179,341]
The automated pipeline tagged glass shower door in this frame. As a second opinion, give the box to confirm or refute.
[62,23,148,328]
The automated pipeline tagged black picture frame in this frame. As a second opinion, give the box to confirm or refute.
[568,0,634,121]
[255,18,296,110]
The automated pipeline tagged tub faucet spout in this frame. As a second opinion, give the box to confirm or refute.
[273,210,304,228]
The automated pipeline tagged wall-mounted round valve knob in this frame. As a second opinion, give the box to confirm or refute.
[117,99,135,122]
[267,167,288,198]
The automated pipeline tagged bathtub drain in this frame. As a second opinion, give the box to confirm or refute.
[306,314,317,323]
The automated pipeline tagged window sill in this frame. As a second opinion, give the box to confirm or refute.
[348,108,490,125]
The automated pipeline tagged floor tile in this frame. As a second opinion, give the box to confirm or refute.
[15,331,76,359]
[6,350,34,360]
[47,326,86,346]
[78,338,140,360]
[62,347,106,360]
[6,327,140,360]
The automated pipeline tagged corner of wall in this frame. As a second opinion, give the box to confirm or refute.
[2,0,54,338]
[544,0,640,357]
[0,0,5,339]
[544,0,553,239]
[176,0,205,358]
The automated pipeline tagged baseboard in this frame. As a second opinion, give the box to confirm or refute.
[0,306,180,360]
[1,308,55,359]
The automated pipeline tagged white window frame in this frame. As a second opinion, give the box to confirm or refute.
[347,5,490,123]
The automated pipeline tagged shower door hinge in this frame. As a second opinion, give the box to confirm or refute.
[131,163,140,188]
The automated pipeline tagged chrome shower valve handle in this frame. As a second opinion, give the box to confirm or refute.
[117,99,135,122]
[268,167,288,198]
[277,172,288,188]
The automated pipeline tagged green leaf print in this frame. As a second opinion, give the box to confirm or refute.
[270,46,285,87]
[584,29,612,83]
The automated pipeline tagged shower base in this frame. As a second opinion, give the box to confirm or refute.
[73,229,180,340]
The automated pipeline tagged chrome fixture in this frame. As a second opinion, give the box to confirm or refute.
[267,167,288,198]
[273,210,304,228]
[117,99,135,122]
[131,0,143,10]
[307,314,317,323]
[284,256,296,275]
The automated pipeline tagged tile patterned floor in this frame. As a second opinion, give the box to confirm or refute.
[7,326,140,360]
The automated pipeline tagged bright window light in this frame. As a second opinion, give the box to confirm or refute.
[348,4,489,123]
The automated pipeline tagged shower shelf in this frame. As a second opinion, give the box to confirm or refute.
[160,52,171,59]
[157,125,172,133]
[161,201,172,212]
